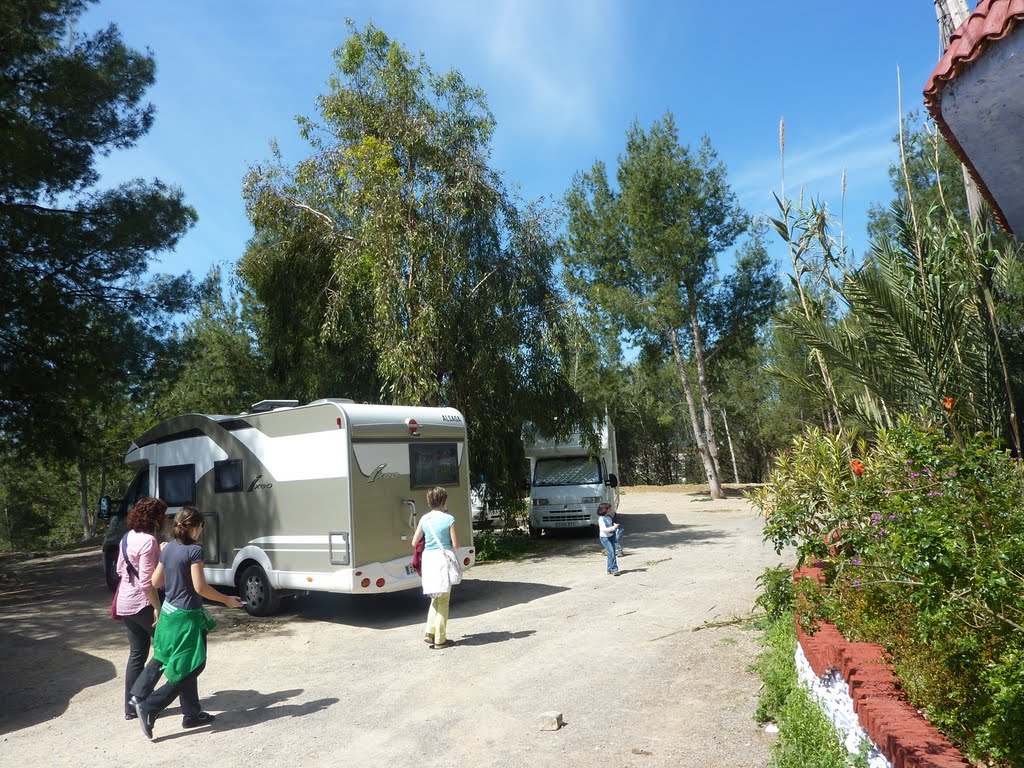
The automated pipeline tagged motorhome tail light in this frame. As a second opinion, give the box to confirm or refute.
[354,570,363,576]
[336,417,342,428]
[582,496,601,504]
[406,418,420,436]
[532,498,549,506]
[463,557,470,566]
[360,577,371,588]
[375,577,386,588]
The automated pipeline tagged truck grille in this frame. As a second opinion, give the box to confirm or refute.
[540,511,589,524]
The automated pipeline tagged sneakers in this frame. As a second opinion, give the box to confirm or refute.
[616,550,624,557]
[431,639,455,649]
[182,711,216,728]
[133,698,155,740]
[423,633,435,645]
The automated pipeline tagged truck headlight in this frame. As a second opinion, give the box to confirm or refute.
[532,498,549,506]
[582,496,601,504]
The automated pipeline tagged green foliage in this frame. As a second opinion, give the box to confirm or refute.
[0,0,197,539]
[751,614,852,768]
[242,22,587,508]
[749,427,858,564]
[472,530,550,563]
[152,269,270,417]
[563,113,779,495]
[770,116,1024,454]
[755,565,795,622]
[758,419,1024,765]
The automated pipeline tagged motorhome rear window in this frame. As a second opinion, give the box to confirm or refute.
[409,443,459,488]
[159,464,196,506]
[214,459,243,493]
[533,457,601,486]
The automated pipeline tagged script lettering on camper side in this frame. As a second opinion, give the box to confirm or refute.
[247,474,273,492]
[368,464,400,483]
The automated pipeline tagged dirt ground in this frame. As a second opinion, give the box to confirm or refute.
[0,486,788,768]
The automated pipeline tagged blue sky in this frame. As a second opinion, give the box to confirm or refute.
[82,1,946,285]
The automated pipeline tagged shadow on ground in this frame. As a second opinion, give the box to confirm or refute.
[510,511,734,564]
[144,688,339,743]
[0,630,117,736]
[258,576,570,631]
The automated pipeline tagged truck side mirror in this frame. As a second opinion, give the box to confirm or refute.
[98,495,111,520]
[607,473,618,488]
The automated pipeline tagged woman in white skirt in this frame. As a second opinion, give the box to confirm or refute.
[412,486,460,649]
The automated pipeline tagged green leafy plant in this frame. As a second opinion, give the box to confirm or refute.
[758,417,1024,766]
[755,565,796,622]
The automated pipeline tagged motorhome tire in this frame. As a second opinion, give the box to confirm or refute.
[104,550,118,592]
[239,564,281,616]
[528,524,541,539]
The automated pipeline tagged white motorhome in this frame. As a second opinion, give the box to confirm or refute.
[99,399,475,615]
[524,417,619,538]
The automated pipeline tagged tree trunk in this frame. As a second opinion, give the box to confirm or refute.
[77,454,92,540]
[687,295,725,498]
[669,329,725,499]
[721,408,740,484]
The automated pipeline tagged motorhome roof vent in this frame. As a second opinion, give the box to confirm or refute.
[249,399,300,413]
[307,398,356,405]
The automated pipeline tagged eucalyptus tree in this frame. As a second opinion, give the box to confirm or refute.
[242,22,586,501]
[1,0,196,538]
[563,114,776,498]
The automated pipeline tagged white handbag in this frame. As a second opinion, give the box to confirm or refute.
[425,516,463,585]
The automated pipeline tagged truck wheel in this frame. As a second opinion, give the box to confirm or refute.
[104,550,118,592]
[528,523,541,539]
[239,564,280,616]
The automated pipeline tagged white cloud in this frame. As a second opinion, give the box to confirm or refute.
[398,0,625,143]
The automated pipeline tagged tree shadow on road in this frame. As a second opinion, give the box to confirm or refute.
[0,630,116,736]
[147,688,338,742]
[522,512,733,564]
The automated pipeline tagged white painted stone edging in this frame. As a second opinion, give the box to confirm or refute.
[795,644,892,768]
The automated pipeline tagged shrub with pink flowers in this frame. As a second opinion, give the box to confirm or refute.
[751,415,1024,767]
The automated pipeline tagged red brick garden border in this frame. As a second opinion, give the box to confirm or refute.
[793,563,970,768]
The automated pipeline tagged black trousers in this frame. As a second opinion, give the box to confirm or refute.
[133,634,207,720]
[122,606,156,716]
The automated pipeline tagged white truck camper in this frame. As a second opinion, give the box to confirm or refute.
[99,399,475,615]
[524,416,619,538]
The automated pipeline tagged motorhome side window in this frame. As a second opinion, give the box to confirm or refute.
[159,464,196,506]
[214,459,243,493]
[409,443,460,488]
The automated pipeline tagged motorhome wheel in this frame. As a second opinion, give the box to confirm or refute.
[528,523,541,540]
[103,550,118,592]
[239,564,281,616]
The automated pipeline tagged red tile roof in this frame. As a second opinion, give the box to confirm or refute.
[923,0,1024,232]
[925,0,1024,100]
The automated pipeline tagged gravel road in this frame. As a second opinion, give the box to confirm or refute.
[0,486,786,768]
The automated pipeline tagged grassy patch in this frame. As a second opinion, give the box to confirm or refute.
[472,530,559,562]
[752,613,860,768]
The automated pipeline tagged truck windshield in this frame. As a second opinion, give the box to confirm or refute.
[533,457,601,486]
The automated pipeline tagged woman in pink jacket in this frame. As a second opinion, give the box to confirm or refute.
[115,497,167,719]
